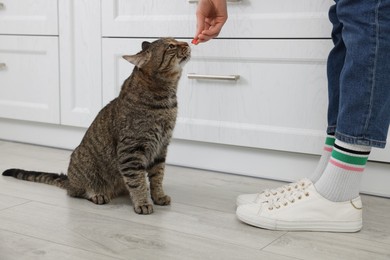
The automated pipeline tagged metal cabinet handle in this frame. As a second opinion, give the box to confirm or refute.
[188,0,241,3]
[0,63,6,70]
[187,73,240,81]
[0,3,4,10]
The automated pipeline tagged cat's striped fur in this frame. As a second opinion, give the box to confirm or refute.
[2,38,191,214]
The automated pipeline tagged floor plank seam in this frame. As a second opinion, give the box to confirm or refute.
[172,202,237,215]
[258,231,289,251]
[258,232,306,260]
[0,200,32,213]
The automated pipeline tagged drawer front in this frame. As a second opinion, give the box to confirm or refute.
[178,39,333,155]
[0,0,58,35]
[102,0,333,38]
[0,35,60,124]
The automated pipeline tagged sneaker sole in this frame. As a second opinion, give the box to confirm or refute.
[236,211,362,232]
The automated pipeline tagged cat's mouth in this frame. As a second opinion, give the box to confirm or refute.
[179,50,191,64]
[180,55,189,63]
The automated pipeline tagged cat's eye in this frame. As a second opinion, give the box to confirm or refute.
[168,44,176,49]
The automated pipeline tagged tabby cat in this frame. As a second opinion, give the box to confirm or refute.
[2,38,191,215]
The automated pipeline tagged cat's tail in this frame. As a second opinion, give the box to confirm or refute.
[2,169,69,189]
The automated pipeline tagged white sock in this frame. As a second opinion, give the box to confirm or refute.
[315,140,371,202]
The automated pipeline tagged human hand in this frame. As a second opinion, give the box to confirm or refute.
[193,0,228,44]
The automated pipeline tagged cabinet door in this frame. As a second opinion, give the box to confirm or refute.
[0,36,60,124]
[102,38,390,163]
[58,0,102,127]
[0,0,58,35]
[101,0,333,38]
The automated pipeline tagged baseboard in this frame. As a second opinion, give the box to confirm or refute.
[167,139,390,198]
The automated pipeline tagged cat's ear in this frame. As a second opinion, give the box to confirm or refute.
[122,51,152,68]
[142,41,151,51]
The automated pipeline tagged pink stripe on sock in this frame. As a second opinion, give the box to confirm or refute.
[324,146,333,152]
[329,158,364,172]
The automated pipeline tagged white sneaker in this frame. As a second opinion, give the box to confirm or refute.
[236,183,363,232]
[236,178,311,207]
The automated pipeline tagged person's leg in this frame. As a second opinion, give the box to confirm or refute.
[236,0,390,231]
[315,0,390,202]
[332,0,390,147]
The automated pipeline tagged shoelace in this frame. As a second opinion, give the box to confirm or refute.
[258,179,309,199]
[267,188,310,210]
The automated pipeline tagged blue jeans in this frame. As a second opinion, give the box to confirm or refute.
[326,0,390,148]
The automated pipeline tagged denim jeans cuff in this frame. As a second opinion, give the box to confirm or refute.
[334,132,386,148]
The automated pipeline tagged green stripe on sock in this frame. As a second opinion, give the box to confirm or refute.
[331,149,368,166]
[325,136,336,146]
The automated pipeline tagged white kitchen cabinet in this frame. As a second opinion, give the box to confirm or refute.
[0,0,58,35]
[0,35,60,124]
[0,0,60,124]
[0,0,102,128]
[102,0,333,38]
[0,0,388,196]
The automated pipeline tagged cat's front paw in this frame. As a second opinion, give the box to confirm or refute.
[89,194,110,205]
[133,203,154,215]
[152,195,171,206]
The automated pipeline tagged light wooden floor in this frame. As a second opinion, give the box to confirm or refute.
[0,140,389,260]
